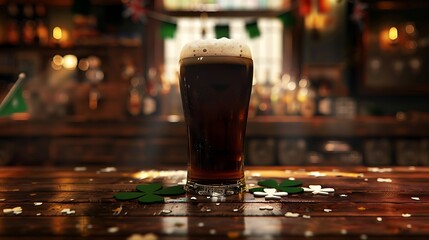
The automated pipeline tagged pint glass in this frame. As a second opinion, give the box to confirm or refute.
[179,39,253,195]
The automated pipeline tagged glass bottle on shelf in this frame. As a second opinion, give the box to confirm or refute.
[271,73,289,116]
[297,77,316,117]
[126,75,143,116]
[316,81,333,116]
[256,70,273,116]
[285,79,299,115]
[22,4,37,45]
[142,67,161,116]
[5,3,20,45]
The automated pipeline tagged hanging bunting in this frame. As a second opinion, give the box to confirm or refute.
[317,0,331,14]
[299,0,312,16]
[245,21,261,39]
[160,21,177,39]
[277,11,295,28]
[123,0,147,23]
[215,24,230,39]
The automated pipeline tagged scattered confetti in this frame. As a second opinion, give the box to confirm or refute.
[402,213,412,217]
[360,234,368,240]
[288,177,296,180]
[198,222,205,227]
[34,202,43,206]
[190,197,197,200]
[61,208,75,215]
[127,233,158,240]
[206,209,212,212]
[411,197,420,201]
[74,166,87,172]
[406,224,413,229]
[357,207,366,211]
[100,167,117,173]
[3,206,22,215]
[304,230,314,237]
[161,209,172,214]
[259,205,273,210]
[340,229,348,235]
[36,213,41,216]
[209,229,216,235]
[108,227,119,233]
[206,196,211,199]
[308,171,326,177]
[70,199,75,201]
[233,208,239,212]
[340,194,348,197]
[324,209,332,213]
[285,212,300,217]
[303,185,335,195]
[364,178,369,181]
[367,167,392,173]
[253,188,288,200]
[377,217,383,222]
[29,193,37,196]
[302,215,311,219]
[215,203,220,206]
[377,178,392,183]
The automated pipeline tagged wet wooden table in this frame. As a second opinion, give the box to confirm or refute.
[0,166,428,239]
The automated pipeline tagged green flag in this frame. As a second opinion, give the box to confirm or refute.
[161,21,177,39]
[277,11,295,28]
[215,24,230,39]
[245,21,261,39]
[0,74,28,117]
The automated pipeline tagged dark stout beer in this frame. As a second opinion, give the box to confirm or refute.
[179,42,253,195]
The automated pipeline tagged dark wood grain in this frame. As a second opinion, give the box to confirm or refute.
[0,166,428,239]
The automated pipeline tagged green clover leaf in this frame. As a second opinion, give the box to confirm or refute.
[251,179,304,194]
[114,183,185,204]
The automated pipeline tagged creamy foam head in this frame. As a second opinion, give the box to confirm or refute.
[180,38,252,60]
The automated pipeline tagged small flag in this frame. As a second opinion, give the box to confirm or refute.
[277,11,295,28]
[0,73,28,117]
[215,24,230,39]
[161,21,177,39]
[245,21,261,39]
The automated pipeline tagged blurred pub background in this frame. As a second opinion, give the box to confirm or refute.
[1,0,429,167]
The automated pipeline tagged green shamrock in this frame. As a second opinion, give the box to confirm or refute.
[249,179,304,194]
[114,183,185,203]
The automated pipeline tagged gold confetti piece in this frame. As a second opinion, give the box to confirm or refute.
[107,226,119,233]
[34,202,43,206]
[357,207,366,211]
[74,166,87,172]
[340,229,348,235]
[227,231,240,239]
[113,205,123,216]
[127,233,158,240]
[304,230,314,237]
[402,213,412,217]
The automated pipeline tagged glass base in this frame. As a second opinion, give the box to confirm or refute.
[185,179,246,196]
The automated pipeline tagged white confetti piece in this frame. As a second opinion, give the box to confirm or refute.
[108,227,119,233]
[3,206,22,215]
[377,178,392,183]
[367,167,392,173]
[364,178,369,181]
[34,202,43,206]
[402,213,412,217]
[206,209,212,212]
[215,203,220,206]
[209,229,216,235]
[285,212,300,217]
[36,213,41,216]
[100,167,117,173]
[288,177,296,180]
[406,224,413,229]
[259,205,274,210]
[376,217,383,222]
[340,194,348,197]
[304,230,314,237]
[251,172,261,177]
[161,210,172,214]
[308,171,326,177]
[324,209,332,213]
[248,183,255,187]
[190,197,197,200]
[340,229,348,235]
[74,166,87,172]
[360,234,368,240]
[61,208,75,215]
[198,222,205,227]
[303,185,335,195]
[3,209,13,214]
[411,197,420,201]
[302,215,311,219]
[233,208,239,212]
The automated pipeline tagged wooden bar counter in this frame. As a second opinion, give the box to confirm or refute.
[0,166,428,239]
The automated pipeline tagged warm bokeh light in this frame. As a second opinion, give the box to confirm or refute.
[388,27,398,41]
[53,27,62,40]
[63,54,78,70]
